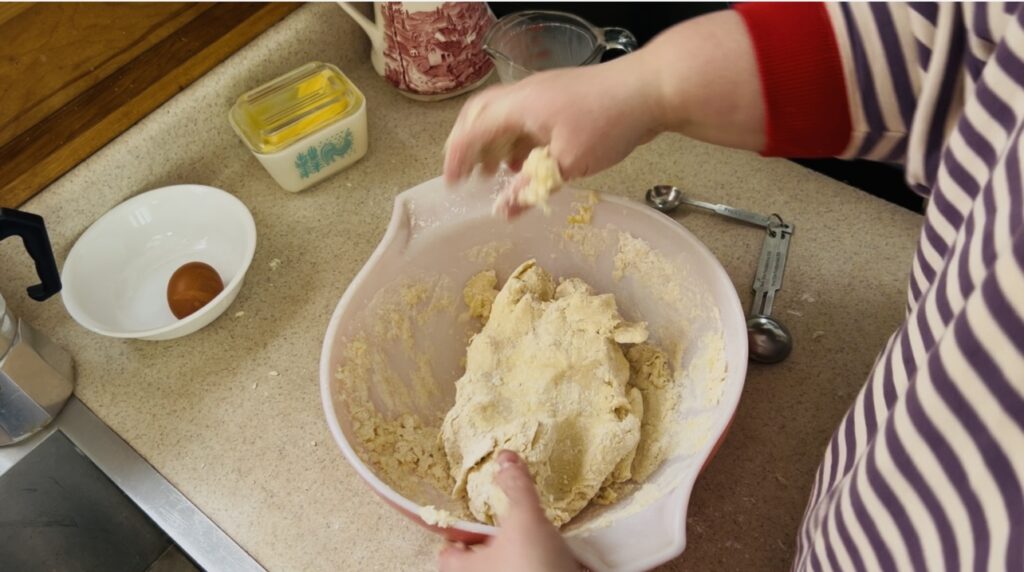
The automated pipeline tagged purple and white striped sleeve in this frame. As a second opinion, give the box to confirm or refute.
[825,3,922,165]
[824,3,1016,193]
[793,4,1024,571]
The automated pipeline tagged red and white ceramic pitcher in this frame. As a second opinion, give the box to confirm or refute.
[338,2,495,101]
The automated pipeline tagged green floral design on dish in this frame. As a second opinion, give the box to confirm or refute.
[294,129,354,179]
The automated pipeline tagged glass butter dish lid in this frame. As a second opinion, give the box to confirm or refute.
[230,62,364,155]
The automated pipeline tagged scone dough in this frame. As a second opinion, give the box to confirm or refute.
[463,270,498,322]
[517,146,563,214]
[441,260,647,526]
[493,146,564,217]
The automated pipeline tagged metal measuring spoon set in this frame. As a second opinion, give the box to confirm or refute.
[645,185,794,364]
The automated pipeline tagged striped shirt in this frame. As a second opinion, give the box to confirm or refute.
[736,3,1024,570]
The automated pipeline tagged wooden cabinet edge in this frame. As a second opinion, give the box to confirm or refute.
[0,3,301,209]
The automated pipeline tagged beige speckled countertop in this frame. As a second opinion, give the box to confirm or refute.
[0,5,925,571]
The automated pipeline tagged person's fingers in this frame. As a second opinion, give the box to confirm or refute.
[481,158,501,177]
[504,173,530,220]
[444,90,499,182]
[493,450,546,523]
[437,541,479,572]
[506,158,526,173]
[445,92,526,184]
[504,201,527,220]
[444,95,487,183]
[492,172,529,219]
[481,135,538,177]
[506,137,537,173]
[479,134,516,177]
[492,189,516,219]
[548,132,590,181]
[444,117,480,183]
[443,144,466,184]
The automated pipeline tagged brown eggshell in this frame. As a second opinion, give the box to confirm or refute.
[167,262,224,319]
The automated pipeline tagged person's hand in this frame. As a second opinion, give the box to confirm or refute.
[443,10,766,193]
[438,451,579,572]
[443,55,664,186]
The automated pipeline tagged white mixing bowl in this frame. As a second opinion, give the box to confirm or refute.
[320,176,747,572]
[61,184,256,340]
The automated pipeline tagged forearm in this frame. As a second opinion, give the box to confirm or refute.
[616,5,857,159]
[618,10,767,152]
[443,4,853,185]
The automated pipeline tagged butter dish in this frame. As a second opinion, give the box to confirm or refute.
[230,62,368,192]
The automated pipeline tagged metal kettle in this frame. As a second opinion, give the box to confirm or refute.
[0,207,73,446]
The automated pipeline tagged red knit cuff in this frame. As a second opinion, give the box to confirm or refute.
[734,2,852,157]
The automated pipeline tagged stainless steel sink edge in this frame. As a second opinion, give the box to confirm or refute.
[0,396,265,572]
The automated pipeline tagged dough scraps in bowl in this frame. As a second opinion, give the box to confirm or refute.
[442,260,675,526]
[335,258,679,529]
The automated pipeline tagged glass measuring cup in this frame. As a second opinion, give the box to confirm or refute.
[483,11,639,83]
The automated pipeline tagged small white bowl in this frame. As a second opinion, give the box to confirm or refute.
[61,184,256,340]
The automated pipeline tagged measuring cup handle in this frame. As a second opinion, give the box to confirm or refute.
[601,27,639,55]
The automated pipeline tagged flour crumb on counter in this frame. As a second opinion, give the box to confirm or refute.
[268,370,280,377]
[786,309,803,317]
[812,331,826,340]
[419,505,457,528]
[252,381,259,390]
[234,311,245,318]
[269,258,282,271]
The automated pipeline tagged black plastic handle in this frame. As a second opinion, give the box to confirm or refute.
[0,208,62,301]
